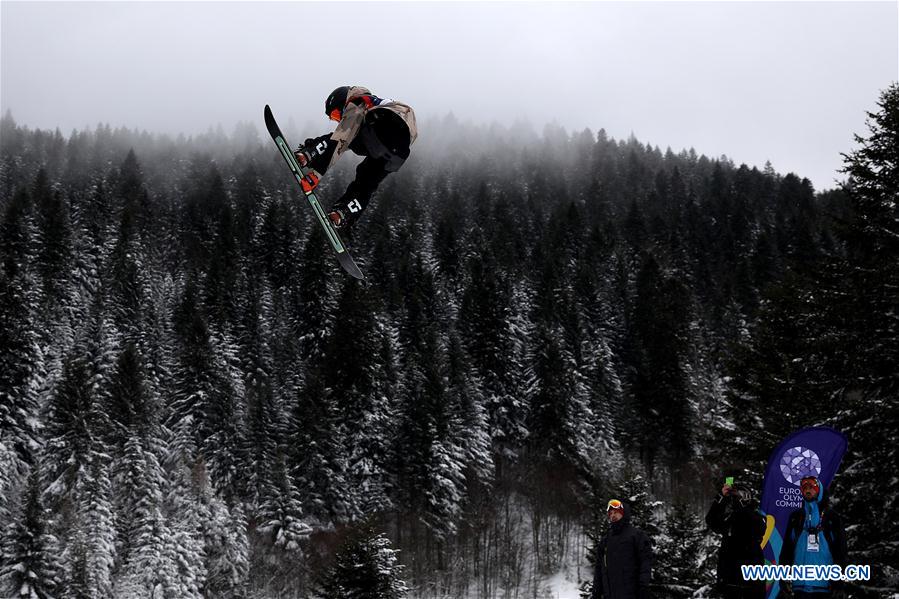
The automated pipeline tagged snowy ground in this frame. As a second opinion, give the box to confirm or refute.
[422,509,592,599]
[539,566,584,599]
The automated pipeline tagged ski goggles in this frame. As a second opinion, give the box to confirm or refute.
[800,477,820,494]
[607,499,624,512]
[329,108,342,122]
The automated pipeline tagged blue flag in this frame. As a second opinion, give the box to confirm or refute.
[759,426,848,598]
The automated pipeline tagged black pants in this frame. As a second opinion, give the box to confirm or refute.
[711,582,766,599]
[333,157,392,223]
[334,110,410,225]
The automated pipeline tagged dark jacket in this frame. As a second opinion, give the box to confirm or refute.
[775,480,848,599]
[592,502,653,599]
[306,86,416,176]
[778,498,848,570]
[705,491,766,597]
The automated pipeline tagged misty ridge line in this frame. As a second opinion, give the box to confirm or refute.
[2,109,812,192]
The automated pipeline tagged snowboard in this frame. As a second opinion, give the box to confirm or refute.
[264,104,364,280]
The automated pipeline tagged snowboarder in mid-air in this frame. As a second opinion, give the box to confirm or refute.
[293,85,417,229]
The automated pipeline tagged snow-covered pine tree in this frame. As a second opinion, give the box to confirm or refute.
[525,226,596,512]
[238,275,279,509]
[255,195,297,297]
[725,273,824,467]
[202,184,241,328]
[531,200,605,476]
[232,163,264,256]
[201,495,250,599]
[445,331,494,502]
[106,183,148,348]
[612,465,661,538]
[584,332,622,467]
[159,416,207,599]
[525,320,594,494]
[256,450,312,552]
[41,296,117,518]
[828,83,899,590]
[290,366,353,527]
[106,342,156,446]
[291,223,336,365]
[0,186,42,490]
[629,253,695,473]
[313,523,409,599]
[0,267,41,490]
[106,344,167,596]
[579,495,611,599]
[653,502,707,598]
[168,275,246,502]
[391,256,468,537]
[239,272,314,579]
[62,455,117,598]
[2,185,37,285]
[206,326,248,504]
[457,251,526,467]
[32,168,72,310]
[111,434,168,599]
[1,464,61,599]
[323,276,394,515]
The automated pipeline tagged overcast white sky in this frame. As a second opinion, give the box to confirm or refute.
[2,1,897,191]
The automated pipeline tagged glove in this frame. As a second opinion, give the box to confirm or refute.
[637,585,651,599]
[830,580,848,599]
[295,136,326,166]
[300,170,320,194]
[777,581,793,599]
[294,146,312,166]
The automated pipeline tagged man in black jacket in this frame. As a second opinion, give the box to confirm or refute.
[592,499,653,599]
[705,481,767,599]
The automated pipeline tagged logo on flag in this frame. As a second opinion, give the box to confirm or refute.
[779,446,822,485]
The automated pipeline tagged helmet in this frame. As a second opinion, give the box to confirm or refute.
[325,86,351,122]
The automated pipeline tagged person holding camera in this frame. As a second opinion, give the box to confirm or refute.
[705,479,767,599]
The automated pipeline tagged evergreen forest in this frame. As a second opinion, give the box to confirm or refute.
[1,84,897,598]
